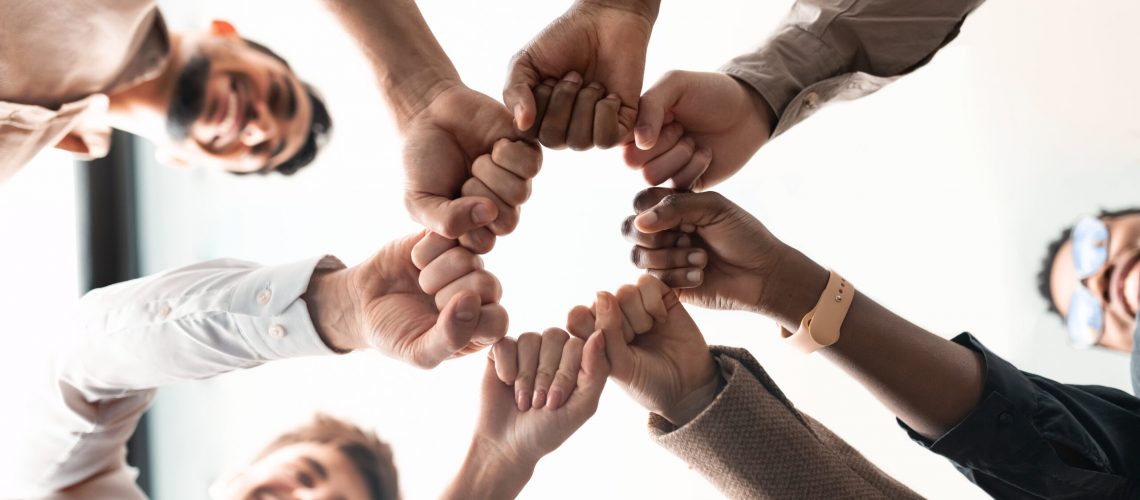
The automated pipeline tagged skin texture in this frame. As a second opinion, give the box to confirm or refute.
[322,0,541,254]
[565,275,721,426]
[626,189,986,440]
[505,0,658,149]
[105,26,313,173]
[1049,214,1140,353]
[303,231,509,368]
[440,330,609,500]
[624,71,776,190]
[217,442,371,500]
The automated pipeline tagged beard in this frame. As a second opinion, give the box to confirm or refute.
[165,54,211,141]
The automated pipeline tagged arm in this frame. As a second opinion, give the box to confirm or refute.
[626,0,986,189]
[321,0,542,253]
[565,275,920,499]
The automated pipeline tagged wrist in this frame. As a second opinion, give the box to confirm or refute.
[577,0,660,23]
[729,75,777,138]
[753,245,829,332]
[386,74,464,128]
[660,354,722,426]
[303,268,364,352]
[446,436,537,500]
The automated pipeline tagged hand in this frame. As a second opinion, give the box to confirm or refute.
[305,231,508,368]
[505,0,657,149]
[622,188,803,316]
[443,330,609,499]
[566,275,719,426]
[402,84,542,253]
[625,71,776,190]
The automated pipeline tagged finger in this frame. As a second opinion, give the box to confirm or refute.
[621,215,688,248]
[514,332,541,411]
[595,292,631,377]
[533,328,570,409]
[538,72,584,149]
[504,53,539,131]
[411,231,459,270]
[523,79,557,141]
[472,154,530,207]
[566,82,604,151]
[466,303,510,355]
[408,291,481,369]
[635,72,690,150]
[593,93,623,149]
[434,269,502,310]
[648,268,704,289]
[630,246,707,271]
[491,138,542,180]
[461,177,521,236]
[418,246,484,294]
[670,147,712,191]
[642,136,697,186]
[547,336,584,410]
[624,122,684,169]
[632,187,678,213]
[491,337,519,385]
[566,305,597,339]
[407,193,498,240]
[615,285,654,335]
[457,228,497,255]
[634,191,730,234]
[636,274,670,323]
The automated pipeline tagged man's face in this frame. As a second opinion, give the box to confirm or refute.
[217,442,371,500]
[165,32,312,173]
[1050,213,1140,352]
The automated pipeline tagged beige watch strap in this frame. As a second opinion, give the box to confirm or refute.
[780,270,854,353]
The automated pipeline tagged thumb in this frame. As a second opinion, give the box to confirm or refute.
[595,292,633,382]
[634,75,684,150]
[409,291,481,369]
[408,193,498,240]
[633,191,729,234]
[565,330,609,417]
[504,53,539,131]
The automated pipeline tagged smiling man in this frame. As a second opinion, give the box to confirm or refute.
[0,0,330,181]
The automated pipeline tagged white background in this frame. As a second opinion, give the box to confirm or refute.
[2,0,1138,498]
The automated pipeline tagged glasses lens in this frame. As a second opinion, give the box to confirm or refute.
[1067,285,1104,348]
[1071,216,1109,278]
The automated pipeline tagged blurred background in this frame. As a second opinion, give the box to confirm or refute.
[2,0,1138,498]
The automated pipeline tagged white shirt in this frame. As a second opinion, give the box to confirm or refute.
[5,256,343,499]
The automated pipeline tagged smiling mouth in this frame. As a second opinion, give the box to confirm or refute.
[210,76,251,151]
[1112,251,1140,318]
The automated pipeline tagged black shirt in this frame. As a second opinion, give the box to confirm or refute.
[898,333,1140,499]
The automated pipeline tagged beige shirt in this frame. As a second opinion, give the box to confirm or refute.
[723,0,985,137]
[0,0,170,183]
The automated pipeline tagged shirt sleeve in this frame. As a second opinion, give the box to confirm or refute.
[721,0,985,137]
[898,333,1140,499]
[20,255,343,497]
[649,346,921,500]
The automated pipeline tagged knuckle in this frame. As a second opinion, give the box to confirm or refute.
[535,369,557,384]
[542,327,569,342]
[629,246,643,267]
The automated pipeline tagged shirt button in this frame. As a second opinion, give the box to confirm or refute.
[158,304,172,317]
[998,411,1013,425]
[803,92,820,109]
[268,324,286,339]
[256,289,273,305]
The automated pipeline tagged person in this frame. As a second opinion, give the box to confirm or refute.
[2,1,332,180]
[11,225,611,498]
[625,188,1140,498]
[508,0,985,189]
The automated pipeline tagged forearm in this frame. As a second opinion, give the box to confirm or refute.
[579,0,660,22]
[761,248,985,440]
[322,0,461,124]
[441,437,536,500]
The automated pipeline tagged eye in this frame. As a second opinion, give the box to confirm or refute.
[297,470,315,488]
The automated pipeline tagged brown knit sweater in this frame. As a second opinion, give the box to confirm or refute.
[649,346,923,499]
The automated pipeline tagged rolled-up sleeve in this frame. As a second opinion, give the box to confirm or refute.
[899,333,1140,499]
[721,0,985,136]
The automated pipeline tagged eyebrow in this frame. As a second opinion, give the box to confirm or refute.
[284,77,298,120]
[302,456,329,480]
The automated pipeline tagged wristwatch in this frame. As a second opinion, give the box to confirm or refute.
[780,270,854,353]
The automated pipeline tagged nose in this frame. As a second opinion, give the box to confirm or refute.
[1082,265,1112,306]
[240,101,278,148]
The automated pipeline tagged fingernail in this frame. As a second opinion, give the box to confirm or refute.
[596,292,610,312]
[455,297,477,322]
[563,71,582,83]
[533,389,547,409]
[688,252,707,266]
[677,235,691,247]
[680,223,696,233]
[635,210,658,228]
[517,391,530,411]
[635,125,654,148]
[586,81,604,90]
[472,204,494,224]
[513,104,524,125]
[547,388,564,410]
[686,270,702,283]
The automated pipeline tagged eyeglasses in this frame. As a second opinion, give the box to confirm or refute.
[1066,216,1109,348]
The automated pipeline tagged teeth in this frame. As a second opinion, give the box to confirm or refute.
[218,91,238,141]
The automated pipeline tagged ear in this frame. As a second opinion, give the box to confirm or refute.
[210,20,240,38]
[155,146,191,168]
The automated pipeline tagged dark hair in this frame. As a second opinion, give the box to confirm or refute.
[239,38,332,176]
[1037,206,1140,321]
[256,413,400,500]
